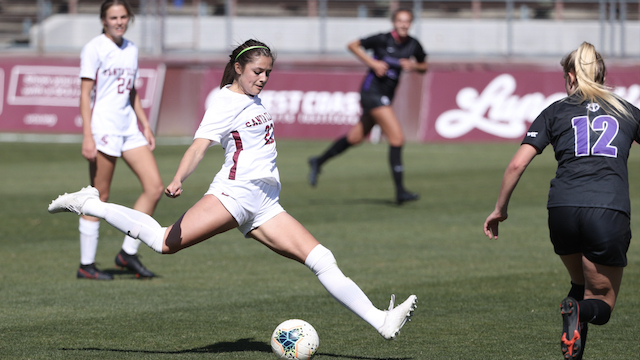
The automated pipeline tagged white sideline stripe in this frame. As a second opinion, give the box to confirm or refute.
[0,133,193,145]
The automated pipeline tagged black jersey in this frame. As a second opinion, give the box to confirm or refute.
[523,95,640,215]
[359,32,427,99]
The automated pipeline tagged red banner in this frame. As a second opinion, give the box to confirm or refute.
[421,68,640,142]
[200,68,365,140]
[0,58,163,134]
[4,57,640,143]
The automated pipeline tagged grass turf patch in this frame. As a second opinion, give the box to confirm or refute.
[0,140,639,359]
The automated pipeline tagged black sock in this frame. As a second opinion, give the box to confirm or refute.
[579,299,612,325]
[579,322,588,360]
[316,136,351,167]
[389,146,404,193]
[568,282,585,301]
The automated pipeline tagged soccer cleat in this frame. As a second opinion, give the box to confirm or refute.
[48,186,99,215]
[77,263,113,280]
[396,190,419,204]
[115,249,156,278]
[377,294,418,340]
[560,297,583,359]
[308,157,321,187]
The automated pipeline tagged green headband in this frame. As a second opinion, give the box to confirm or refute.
[235,46,269,61]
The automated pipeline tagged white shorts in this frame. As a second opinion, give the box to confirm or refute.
[94,131,149,157]
[206,177,285,237]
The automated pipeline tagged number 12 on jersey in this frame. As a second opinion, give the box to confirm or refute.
[572,115,619,158]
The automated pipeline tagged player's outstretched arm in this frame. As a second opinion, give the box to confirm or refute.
[484,144,538,239]
[165,138,212,198]
[347,40,388,78]
[484,210,507,240]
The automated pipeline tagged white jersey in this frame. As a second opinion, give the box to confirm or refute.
[80,34,140,136]
[194,86,280,184]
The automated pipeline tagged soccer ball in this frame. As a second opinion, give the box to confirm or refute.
[270,319,319,359]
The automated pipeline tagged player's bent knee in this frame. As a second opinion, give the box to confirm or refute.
[346,134,364,145]
[161,240,182,255]
[161,226,192,255]
[150,183,165,200]
[305,245,337,276]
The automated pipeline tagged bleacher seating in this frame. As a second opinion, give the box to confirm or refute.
[0,1,632,49]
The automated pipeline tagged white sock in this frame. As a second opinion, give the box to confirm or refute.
[83,199,166,254]
[121,236,141,255]
[305,244,386,329]
[79,218,100,265]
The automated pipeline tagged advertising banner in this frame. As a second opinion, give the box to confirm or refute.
[422,68,640,142]
[200,68,364,140]
[0,58,163,134]
[4,57,640,143]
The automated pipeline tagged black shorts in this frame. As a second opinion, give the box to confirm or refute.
[548,207,631,267]
[360,91,392,113]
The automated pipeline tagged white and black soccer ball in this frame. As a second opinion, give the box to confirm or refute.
[270,319,319,360]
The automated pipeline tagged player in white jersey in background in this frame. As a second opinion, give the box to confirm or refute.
[77,0,163,280]
[49,39,417,340]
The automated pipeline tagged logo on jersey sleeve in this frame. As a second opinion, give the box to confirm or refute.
[526,131,538,138]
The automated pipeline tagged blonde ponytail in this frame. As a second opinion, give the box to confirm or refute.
[561,42,630,118]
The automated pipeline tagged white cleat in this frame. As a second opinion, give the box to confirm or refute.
[48,186,99,215]
[377,294,418,340]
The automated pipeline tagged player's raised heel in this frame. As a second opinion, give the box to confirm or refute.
[377,294,418,340]
[48,186,100,215]
[560,297,582,359]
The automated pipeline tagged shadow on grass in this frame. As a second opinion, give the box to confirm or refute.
[61,338,413,359]
[61,338,270,354]
[102,268,161,279]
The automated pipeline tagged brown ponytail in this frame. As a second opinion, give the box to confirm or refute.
[220,39,274,89]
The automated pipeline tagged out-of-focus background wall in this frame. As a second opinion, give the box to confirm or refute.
[1,0,640,141]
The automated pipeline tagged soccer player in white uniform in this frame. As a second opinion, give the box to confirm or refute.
[50,39,417,340]
[76,0,163,280]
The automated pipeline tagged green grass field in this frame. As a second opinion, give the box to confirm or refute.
[1,139,639,359]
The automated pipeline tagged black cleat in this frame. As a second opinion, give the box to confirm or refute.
[396,190,419,204]
[77,263,113,280]
[115,250,156,278]
[308,157,321,187]
[560,297,583,359]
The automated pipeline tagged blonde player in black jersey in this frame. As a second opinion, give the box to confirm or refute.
[50,39,417,340]
[308,9,427,204]
[484,42,640,359]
